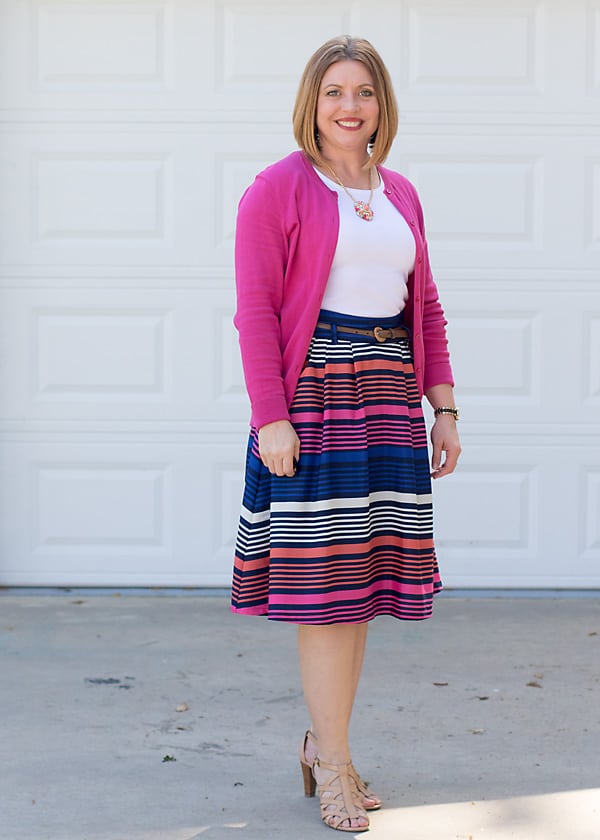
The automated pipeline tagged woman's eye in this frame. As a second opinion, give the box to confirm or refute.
[325,90,340,96]
[360,89,373,97]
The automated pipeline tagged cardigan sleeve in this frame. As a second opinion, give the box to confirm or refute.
[410,184,455,392]
[233,174,292,428]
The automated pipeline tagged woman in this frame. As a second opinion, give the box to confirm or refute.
[231,35,461,833]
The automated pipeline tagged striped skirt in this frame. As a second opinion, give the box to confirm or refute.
[231,310,442,624]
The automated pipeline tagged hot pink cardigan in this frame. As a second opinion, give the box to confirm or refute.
[234,151,454,429]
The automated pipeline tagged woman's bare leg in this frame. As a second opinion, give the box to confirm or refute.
[302,622,367,756]
[350,622,368,703]
[300,622,379,810]
[298,623,369,829]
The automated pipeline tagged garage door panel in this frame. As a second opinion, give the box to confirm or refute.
[402,3,543,94]
[583,312,600,407]
[446,308,543,406]
[435,461,539,555]
[581,466,600,560]
[391,135,600,271]
[0,0,187,112]
[586,156,600,249]
[436,442,600,587]
[0,0,361,119]
[1,135,180,267]
[442,288,600,426]
[0,130,297,269]
[216,0,359,96]
[406,156,542,245]
[0,438,245,586]
[360,0,598,117]
[590,1,600,96]
[0,442,176,584]
[0,289,247,422]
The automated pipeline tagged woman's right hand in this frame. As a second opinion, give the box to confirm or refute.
[258,420,300,477]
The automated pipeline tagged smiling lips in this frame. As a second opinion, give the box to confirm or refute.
[336,119,363,129]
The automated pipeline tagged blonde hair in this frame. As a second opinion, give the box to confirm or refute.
[292,35,398,169]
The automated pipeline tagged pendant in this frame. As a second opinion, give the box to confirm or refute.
[354,201,374,221]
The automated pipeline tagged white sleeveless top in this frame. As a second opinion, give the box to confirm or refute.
[314,168,416,318]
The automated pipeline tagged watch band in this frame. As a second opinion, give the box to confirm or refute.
[434,406,459,420]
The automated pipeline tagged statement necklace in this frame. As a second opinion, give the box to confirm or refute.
[326,164,376,221]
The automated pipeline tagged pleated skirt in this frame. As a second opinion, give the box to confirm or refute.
[231,310,442,624]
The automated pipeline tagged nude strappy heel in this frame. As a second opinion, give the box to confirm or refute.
[299,730,317,797]
[301,729,382,811]
[313,757,369,832]
[349,762,382,811]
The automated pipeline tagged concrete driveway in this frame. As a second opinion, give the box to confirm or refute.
[1,592,598,840]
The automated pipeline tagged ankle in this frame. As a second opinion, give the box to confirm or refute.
[316,750,352,767]
[310,731,351,766]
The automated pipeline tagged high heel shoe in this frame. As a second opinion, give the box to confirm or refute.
[349,762,382,811]
[313,757,369,833]
[299,730,317,797]
[301,730,382,811]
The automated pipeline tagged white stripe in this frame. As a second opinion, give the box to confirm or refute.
[271,490,432,514]
[240,505,270,523]
[273,506,431,524]
[271,513,432,538]
[273,511,432,533]
[272,529,432,543]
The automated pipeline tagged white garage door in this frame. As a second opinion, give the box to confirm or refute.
[0,1,598,587]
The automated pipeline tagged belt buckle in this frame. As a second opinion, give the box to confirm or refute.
[373,326,392,343]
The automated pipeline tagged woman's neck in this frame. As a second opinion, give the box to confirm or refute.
[317,153,373,189]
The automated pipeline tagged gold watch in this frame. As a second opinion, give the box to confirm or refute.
[434,406,459,420]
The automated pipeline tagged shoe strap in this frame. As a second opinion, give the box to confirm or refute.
[314,758,364,821]
[298,729,314,768]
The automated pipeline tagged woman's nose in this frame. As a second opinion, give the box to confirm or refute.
[340,94,360,111]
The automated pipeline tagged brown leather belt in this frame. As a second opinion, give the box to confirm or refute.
[316,321,410,343]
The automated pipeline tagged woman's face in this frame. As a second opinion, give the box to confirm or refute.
[315,60,380,159]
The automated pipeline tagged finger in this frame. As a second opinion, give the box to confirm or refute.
[264,457,278,476]
[282,454,296,477]
[431,439,443,473]
[431,462,445,478]
[443,446,461,474]
[432,462,450,479]
[432,446,461,479]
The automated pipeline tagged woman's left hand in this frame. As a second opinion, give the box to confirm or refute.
[430,416,461,479]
